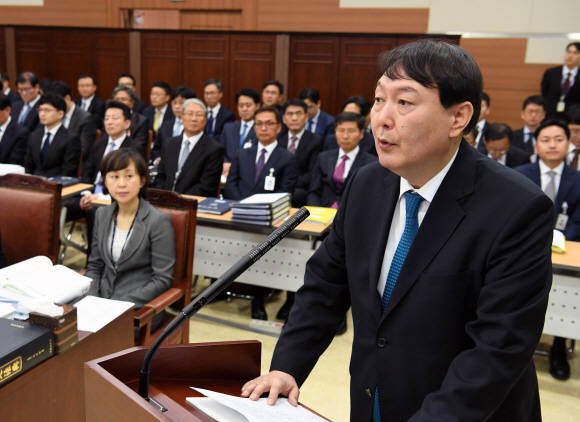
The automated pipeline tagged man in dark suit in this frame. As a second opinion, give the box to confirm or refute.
[242,40,553,422]
[566,105,580,170]
[1,72,20,104]
[278,99,323,208]
[51,81,97,161]
[25,92,80,177]
[142,81,174,137]
[10,71,41,132]
[299,87,334,140]
[118,73,147,114]
[516,119,580,381]
[478,122,530,168]
[203,79,235,138]
[73,74,106,131]
[0,93,29,165]
[219,88,260,179]
[475,91,491,148]
[542,42,580,118]
[262,80,284,115]
[511,95,546,156]
[112,85,149,157]
[153,98,224,196]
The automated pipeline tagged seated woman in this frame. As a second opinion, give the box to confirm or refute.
[85,148,175,334]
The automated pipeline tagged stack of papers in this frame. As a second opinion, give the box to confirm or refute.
[304,207,337,226]
[552,230,566,254]
[231,193,291,226]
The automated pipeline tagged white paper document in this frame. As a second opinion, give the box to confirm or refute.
[188,387,327,422]
[74,296,134,332]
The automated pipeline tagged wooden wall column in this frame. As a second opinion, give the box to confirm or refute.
[129,31,141,96]
[4,27,17,88]
[275,34,289,102]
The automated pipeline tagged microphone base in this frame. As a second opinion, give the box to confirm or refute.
[144,396,168,412]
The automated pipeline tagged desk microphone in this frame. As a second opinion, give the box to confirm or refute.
[138,206,310,408]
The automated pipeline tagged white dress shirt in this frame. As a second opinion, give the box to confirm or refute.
[0,116,11,145]
[178,130,204,167]
[487,151,506,166]
[539,159,564,195]
[335,146,360,180]
[239,119,255,135]
[523,126,536,147]
[562,65,578,92]
[207,103,222,133]
[474,119,486,145]
[155,104,169,125]
[377,146,459,296]
[3,88,10,96]
[63,102,75,129]
[41,123,62,152]
[255,141,278,164]
[94,134,126,184]
[81,94,95,111]
[172,117,183,137]
[287,129,305,151]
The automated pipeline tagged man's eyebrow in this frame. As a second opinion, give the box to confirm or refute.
[395,86,419,94]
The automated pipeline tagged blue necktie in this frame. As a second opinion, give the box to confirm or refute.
[372,191,424,422]
[94,142,117,194]
[207,110,214,137]
[173,119,183,137]
[40,132,51,162]
[239,122,248,147]
[20,103,30,124]
[307,119,313,132]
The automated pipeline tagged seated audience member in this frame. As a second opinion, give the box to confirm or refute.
[51,81,97,161]
[0,231,6,269]
[73,74,105,131]
[112,85,149,154]
[1,72,20,103]
[475,91,491,148]
[262,80,284,114]
[541,42,580,118]
[220,88,260,178]
[0,93,29,165]
[153,98,224,196]
[512,95,547,156]
[478,122,530,168]
[278,99,323,208]
[143,81,174,136]
[515,118,580,381]
[24,92,80,177]
[154,86,197,163]
[65,100,141,254]
[85,148,175,335]
[465,126,479,148]
[118,73,147,114]
[566,105,580,170]
[299,87,334,140]
[204,79,235,138]
[324,96,377,156]
[308,112,378,209]
[11,71,41,132]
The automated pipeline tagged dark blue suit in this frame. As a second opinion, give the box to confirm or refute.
[153,116,179,162]
[6,90,20,104]
[10,99,40,132]
[224,143,299,200]
[133,98,147,115]
[206,106,235,138]
[476,121,490,149]
[0,118,30,165]
[515,161,580,241]
[309,109,334,140]
[219,121,259,163]
[73,96,106,131]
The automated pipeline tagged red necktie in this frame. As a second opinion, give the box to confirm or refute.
[563,72,571,96]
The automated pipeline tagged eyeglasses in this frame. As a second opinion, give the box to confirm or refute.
[336,129,360,135]
[183,112,206,118]
[488,149,507,155]
[17,87,34,93]
[255,121,278,128]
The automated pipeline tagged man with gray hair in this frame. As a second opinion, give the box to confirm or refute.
[112,85,149,152]
[152,98,224,195]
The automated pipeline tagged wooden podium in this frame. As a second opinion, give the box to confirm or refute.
[85,341,331,421]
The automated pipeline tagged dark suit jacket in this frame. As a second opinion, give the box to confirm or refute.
[153,115,181,162]
[311,109,334,140]
[541,66,580,118]
[206,105,235,138]
[68,106,97,160]
[515,161,580,241]
[80,134,140,184]
[224,144,299,200]
[476,120,489,149]
[24,125,81,177]
[477,145,531,168]
[307,149,378,208]
[272,140,553,422]
[0,118,30,165]
[127,112,149,157]
[73,96,106,131]
[143,105,175,134]
[153,133,224,196]
[10,99,40,132]
[133,98,147,115]
[219,121,259,163]
[511,128,535,156]
[7,90,20,104]
[323,131,378,157]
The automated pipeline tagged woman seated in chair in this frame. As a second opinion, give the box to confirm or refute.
[85,148,175,334]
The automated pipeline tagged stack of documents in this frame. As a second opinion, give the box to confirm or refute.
[304,206,337,225]
[231,193,291,226]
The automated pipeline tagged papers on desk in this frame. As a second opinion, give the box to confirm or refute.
[553,230,566,254]
[74,296,134,333]
[187,387,327,422]
[0,164,25,176]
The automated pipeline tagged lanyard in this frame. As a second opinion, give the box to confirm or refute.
[110,210,137,268]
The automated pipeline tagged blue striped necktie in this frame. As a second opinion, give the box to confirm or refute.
[372,191,424,422]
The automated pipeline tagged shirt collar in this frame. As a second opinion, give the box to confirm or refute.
[339,145,359,161]
[539,158,565,176]
[209,103,221,115]
[28,94,41,107]
[476,119,486,130]
[65,102,75,121]
[83,94,95,103]
[108,133,127,146]
[0,116,11,133]
[241,119,254,130]
[182,130,204,145]
[44,123,62,136]
[258,140,278,156]
[563,65,579,78]
[3,88,9,96]
[288,128,305,141]
[312,108,321,123]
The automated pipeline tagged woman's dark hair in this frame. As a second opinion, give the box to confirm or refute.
[99,148,149,198]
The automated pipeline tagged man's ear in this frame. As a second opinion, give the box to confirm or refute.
[449,101,473,139]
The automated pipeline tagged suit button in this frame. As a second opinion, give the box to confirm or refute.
[377,338,387,348]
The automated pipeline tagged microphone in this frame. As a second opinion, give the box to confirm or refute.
[138,206,310,407]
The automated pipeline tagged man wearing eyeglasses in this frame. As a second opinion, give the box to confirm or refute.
[478,122,530,168]
[10,71,41,132]
[152,98,223,196]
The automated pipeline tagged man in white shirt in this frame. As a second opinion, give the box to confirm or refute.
[542,42,580,118]
[73,74,106,131]
[143,81,174,136]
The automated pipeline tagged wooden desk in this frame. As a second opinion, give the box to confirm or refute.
[0,308,134,422]
[62,183,93,199]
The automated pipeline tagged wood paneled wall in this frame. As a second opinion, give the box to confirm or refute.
[0,30,5,74]
[0,0,108,28]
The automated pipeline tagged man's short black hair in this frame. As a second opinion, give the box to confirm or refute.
[522,95,545,111]
[105,99,131,121]
[481,92,490,107]
[567,105,580,125]
[378,39,484,134]
[0,72,8,84]
[0,93,11,110]
[263,80,284,95]
[112,85,136,102]
[566,42,580,52]
[78,74,97,85]
[299,87,320,104]
[118,73,136,85]
[100,148,149,198]
[50,81,72,98]
[283,99,307,114]
[254,105,282,124]
[152,81,171,96]
[535,118,570,140]
[39,78,53,94]
[38,92,66,113]
[172,85,196,100]
[16,71,39,87]
[485,122,512,143]
[235,88,260,105]
[204,79,223,92]
[342,95,372,117]
[335,112,365,130]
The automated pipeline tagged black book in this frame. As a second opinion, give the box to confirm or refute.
[0,318,54,387]
[197,198,236,215]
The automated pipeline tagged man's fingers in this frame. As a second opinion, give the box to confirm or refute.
[287,384,300,407]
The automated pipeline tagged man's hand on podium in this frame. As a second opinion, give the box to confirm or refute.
[241,370,299,406]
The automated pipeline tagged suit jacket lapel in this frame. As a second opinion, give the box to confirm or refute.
[69,109,80,133]
[42,126,64,167]
[114,200,149,268]
[99,203,117,269]
[177,135,207,181]
[252,146,282,190]
[555,165,574,211]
